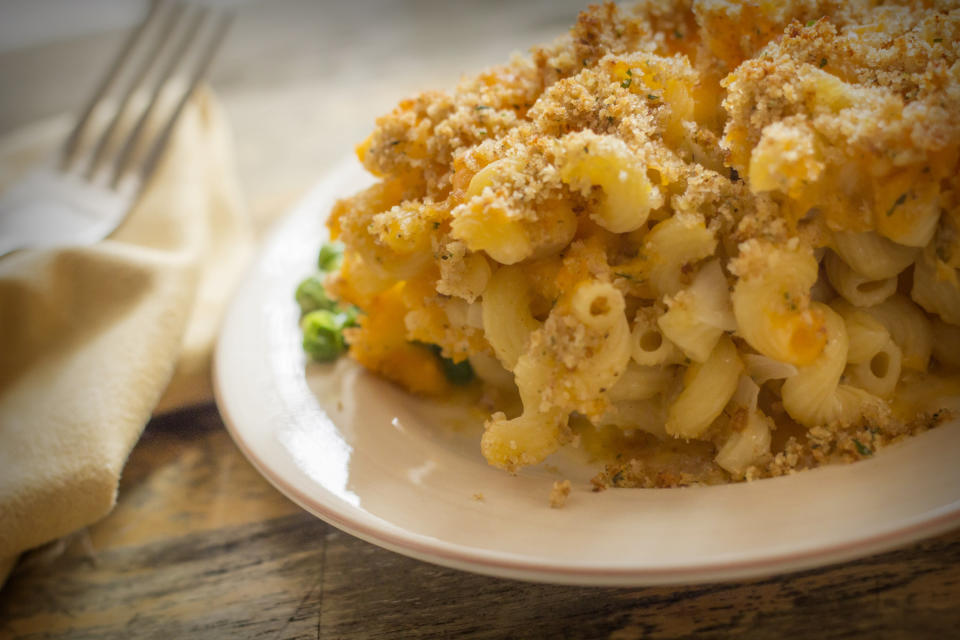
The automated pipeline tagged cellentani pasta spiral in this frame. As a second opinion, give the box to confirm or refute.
[323,1,960,487]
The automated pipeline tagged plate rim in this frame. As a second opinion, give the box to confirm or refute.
[215,380,960,585]
[213,157,960,586]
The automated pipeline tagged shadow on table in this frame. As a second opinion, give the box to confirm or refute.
[1,406,958,639]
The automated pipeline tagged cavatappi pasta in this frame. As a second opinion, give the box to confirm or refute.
[324,1,960,487]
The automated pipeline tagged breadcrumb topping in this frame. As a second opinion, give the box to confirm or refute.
[550,480,573,508]
[328,1,960,487]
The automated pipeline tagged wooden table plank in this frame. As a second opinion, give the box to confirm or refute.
[1,405,958,639]
[318,528,960,639]
[2,3,959,638]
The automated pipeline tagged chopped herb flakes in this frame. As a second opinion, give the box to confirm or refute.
[782,290,796,311]
[819,57,828,68]
[886,193,908,216]
[853,439,873,456]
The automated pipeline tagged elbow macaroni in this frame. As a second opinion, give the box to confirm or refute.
[630,305,685,366]
[861,294,933,372]
[643,214,717,297]
[323,1,960,486]
[732,242,827,366]
[666,337,743,439]
[559,131,664,233]
[658,260,737,362]
[481,266,541,370]
[912,245,960,325]
[825,251,897,308]
[781,303,883,428]
[714,377,773,476]
[831,230,918,281]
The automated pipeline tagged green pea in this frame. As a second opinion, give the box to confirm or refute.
[424,343,475,385]
[301,310,348,362]
[295,276,336,315]
[317,242,345,272]
[439,356,475,385]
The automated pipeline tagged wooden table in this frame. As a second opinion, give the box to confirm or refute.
[1,404,958,639]
[2,2,960,637]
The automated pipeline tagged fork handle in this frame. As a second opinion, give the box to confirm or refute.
[0,169,130,259]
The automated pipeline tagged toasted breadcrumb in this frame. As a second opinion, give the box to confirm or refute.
[328,1,960,487]
[550,480,573,508]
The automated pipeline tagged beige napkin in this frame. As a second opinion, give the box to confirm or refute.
[0,87,252,584]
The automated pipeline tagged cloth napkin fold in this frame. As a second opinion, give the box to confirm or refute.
[0,87,252,584]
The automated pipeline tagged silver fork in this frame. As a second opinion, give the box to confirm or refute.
[0,0,233,259]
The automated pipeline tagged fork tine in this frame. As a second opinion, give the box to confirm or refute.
[107,6,233,192]
[60,0,166,170]
[65,0,183,177]
[113,9,234,192]
[82,1,195,183]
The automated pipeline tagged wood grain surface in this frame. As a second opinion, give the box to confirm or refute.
[1,404,958,640]
[2,3,960,638]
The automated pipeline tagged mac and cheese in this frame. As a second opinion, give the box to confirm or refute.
[323,1,960,487]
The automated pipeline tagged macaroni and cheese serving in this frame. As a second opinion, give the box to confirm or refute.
[321,1,960,487]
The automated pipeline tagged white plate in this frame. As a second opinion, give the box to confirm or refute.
[214,158,960,586]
